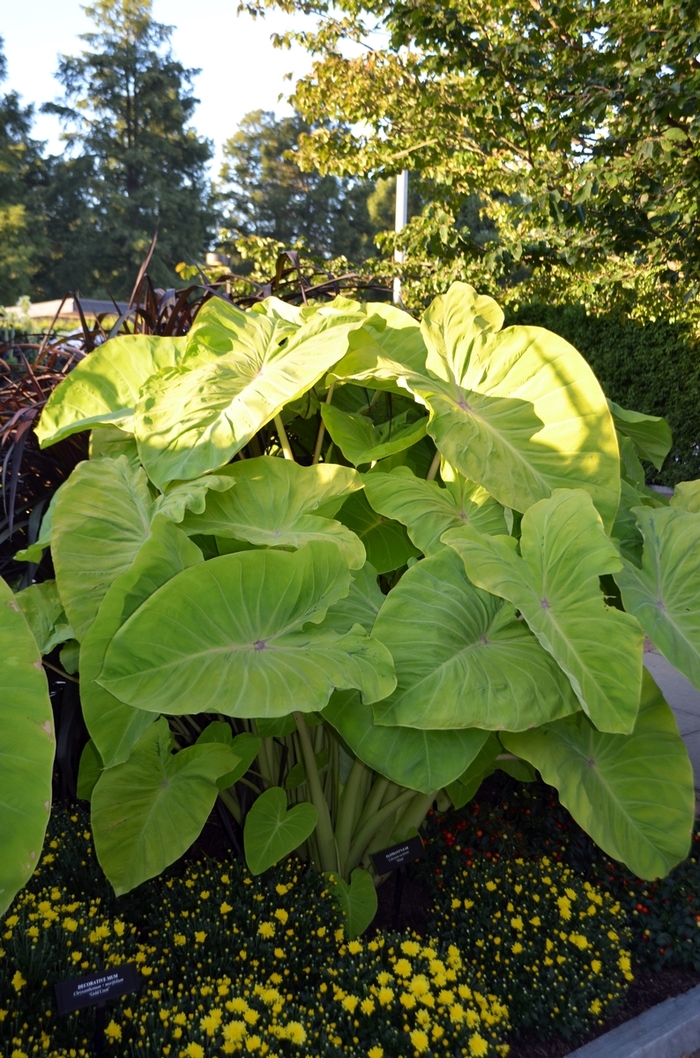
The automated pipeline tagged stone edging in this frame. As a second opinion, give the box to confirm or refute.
[566,983,700,1058]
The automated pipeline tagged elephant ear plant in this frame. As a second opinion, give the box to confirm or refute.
[2,282,698,932]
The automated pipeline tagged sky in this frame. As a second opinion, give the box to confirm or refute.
[1,0,315,170]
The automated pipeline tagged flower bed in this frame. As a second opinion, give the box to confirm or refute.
[3,784,700,1058]
[425,779,700,975]
[0,810,510,1058]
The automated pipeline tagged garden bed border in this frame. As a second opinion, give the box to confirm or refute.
[567,982,700,1058]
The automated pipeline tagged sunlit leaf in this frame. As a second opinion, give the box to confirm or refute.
[411,283,621,530]
[445,489,644,733]
[99,543,396,717]
[372,548,579,730]
[363,465,506,556]
[36,334,186,447]
[616,505,700,690]
[134,309,367,488]
[92,718,240,895]
[181,456,365,567]
[502,671,694,879]
[0,576,54,915]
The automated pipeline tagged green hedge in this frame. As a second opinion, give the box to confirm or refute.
[507,304,700,486]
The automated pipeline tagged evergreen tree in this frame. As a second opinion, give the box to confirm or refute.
[217,110,381,263]
[0,37,46,305]
[43,0,214,297]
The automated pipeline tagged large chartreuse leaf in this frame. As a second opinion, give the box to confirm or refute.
[81,517,203,768]
[502,671,694,879]
[36,334,186,447]
[180,457,365,567]
[407,283,620,530]
[608,399,672,471]
[89,425,140,464]
[324,690,491,794]
[152,473,236,523]
[98,542,396,717]
[92,718,241,895]
[15,580,73,655]
[243,786,318,875]
[133,309,367,488]
[371,548,579,731]
[671,480,700,513]
[184,295,302,359]
[323,562,384,635]
[51,456,156,640]
[445,489,644,734]
[336,491,420,574]
[196,723,261,790]
[0,577,55,915]
[52,459,156,637]
[320,404,427,466]
[363,465,506,556]
[328,303,429,392]
[616,506,700,690]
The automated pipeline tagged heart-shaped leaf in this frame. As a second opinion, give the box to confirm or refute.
[181,456,365,567]
[0,576,55,915]
[445,489,644,733]
[196,723,261,790]
[502,671,694,879]
[52,456,156,640]
[243,786,318,875]
[134,308,367,488]
[616,506,700,690]
[372,547,579,731]
[320,404,427,466]
[326,867,378,939]
[337,491,420,574]
[671,480,700,513]
[410,283,621,530]
[80,517,203,767]
[15,580,73,655]
[36,334,186,447]
[363,465,506,556]
[608,399,672,471]
[322,561,384,634]
[324,690,490,794]
[92,718,240,895]
[99,542,396,717]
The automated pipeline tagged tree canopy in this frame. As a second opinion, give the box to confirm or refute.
[40,0,214,297]
[241,0,700,317]
[0,38,46,304]
[217,109,386,263]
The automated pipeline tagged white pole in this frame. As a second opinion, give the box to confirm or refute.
[393,169,409,304]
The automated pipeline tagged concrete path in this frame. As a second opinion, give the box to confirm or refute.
[644,645,700,790]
